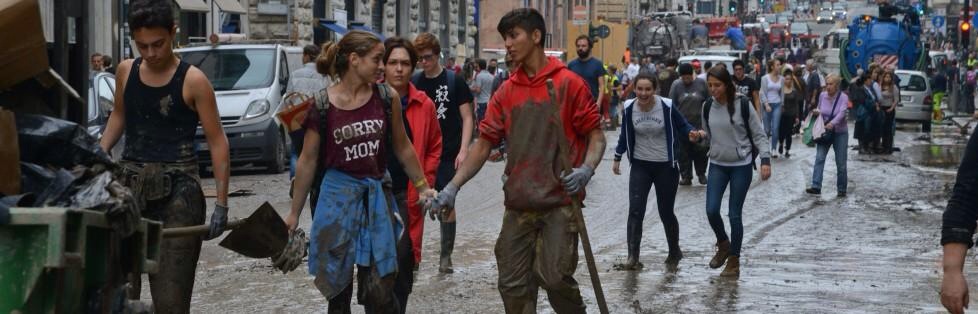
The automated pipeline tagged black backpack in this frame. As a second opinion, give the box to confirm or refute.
[702,95,759,169]
[311,84,395,181]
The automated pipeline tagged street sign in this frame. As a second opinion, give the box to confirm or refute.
[573,5,587,25]
[973,14,978,30]
[933,16,945,28]
[589,25,611,39]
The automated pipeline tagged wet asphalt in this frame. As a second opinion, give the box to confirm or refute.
[144,120,974,313]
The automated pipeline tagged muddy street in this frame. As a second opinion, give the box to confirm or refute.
[157,121,972,313]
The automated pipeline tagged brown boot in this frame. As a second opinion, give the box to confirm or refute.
[721,256,740,277]
[709,240,730,269]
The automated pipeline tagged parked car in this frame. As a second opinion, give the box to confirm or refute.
[86,71,123,159]
[789,22,812,38]
[894,70,932,124]
[175,43,300,174]
[817,11,834,24]
[832,2,847,20]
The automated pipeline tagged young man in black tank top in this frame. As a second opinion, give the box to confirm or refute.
[98,1,231,312]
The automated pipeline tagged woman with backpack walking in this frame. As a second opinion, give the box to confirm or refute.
[806,74,850,196]
[612,73,702,270]
[693,66,772,277]
[284,30,436,313]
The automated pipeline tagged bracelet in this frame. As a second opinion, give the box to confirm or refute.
[412,177,428,190]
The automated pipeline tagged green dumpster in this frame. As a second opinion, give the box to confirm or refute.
[0,208,161,313]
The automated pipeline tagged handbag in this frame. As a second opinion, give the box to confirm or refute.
[813,92,841,145]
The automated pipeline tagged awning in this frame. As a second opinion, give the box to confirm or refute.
[349,23,385,40]
[173,0,209,12]
[213,0,247,14]
[319,20,349,36]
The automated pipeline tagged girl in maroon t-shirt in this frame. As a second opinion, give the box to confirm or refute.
[284,30,435,312]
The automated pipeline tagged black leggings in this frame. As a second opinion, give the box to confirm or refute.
[627,159,681,259]
[779,113,797,152]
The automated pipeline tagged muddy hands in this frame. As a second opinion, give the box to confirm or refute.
[426,183,458,221]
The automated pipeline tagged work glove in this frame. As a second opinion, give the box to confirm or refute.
[204,203,229,240]
[272,228,308,273]
[561,165,595,195]
[427,183,458,221]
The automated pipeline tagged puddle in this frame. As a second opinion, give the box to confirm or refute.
[903,144,967,170]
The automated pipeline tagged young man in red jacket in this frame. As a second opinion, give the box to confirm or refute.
[383,37,443,313]
[428,8,605,313]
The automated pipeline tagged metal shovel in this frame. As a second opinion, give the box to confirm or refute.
[162,202,289,258]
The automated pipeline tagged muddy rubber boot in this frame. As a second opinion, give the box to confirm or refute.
[721,256,740,277]
[439,222,456,274]
[709,240,730,269]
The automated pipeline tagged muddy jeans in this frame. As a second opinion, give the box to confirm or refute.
[327,266,399,314]
[121,161,205,314]
[495,207,586,314]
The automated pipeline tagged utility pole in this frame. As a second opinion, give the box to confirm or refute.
[964,0,972,50]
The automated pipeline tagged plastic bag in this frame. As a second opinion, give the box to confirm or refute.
[16,113,113,169]
[19,162,79,207]
[812,114,826,142]
[802,113,818,147]
[53,169,140,236]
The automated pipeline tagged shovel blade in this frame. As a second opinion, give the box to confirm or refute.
[218,202,288,258]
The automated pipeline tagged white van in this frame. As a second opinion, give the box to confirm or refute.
[176,44,302,173]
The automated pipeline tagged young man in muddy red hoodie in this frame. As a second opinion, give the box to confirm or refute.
[428,8,606,313]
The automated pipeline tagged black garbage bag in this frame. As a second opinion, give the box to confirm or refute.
[19,162,79,207]
[16,113,113,169]
[53,169,141,237]
[19,162,140,236]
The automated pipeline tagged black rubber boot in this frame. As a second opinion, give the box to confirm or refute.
[664,223,682,265]
[623,219,643,270]
[439,222,456,274]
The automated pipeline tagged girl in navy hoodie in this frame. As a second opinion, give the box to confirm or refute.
[613,73,703,270]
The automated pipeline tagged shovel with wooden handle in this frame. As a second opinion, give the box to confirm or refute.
[162,202,289,258]
[546,79,610,314]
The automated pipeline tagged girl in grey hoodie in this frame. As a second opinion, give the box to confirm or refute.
[694,66,772,277]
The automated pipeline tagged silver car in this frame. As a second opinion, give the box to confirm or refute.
[894,70,932,122]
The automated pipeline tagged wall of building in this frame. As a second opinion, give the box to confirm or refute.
[565,20,629,68]
[479,0,567,55]
[247,0,315,45]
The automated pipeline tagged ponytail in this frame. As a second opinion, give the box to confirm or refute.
[315,41,335,76]
[315,30,381,80]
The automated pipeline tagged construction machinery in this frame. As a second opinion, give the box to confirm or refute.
[839,9,925,80]
[628,12,692,62]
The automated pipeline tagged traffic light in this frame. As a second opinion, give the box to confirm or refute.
[915,3,924,15]
[729,0,737,13]
[962,21,972,49]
